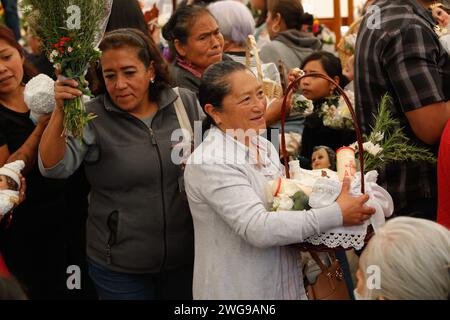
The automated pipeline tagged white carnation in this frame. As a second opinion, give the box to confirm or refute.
[363,141,383,156]
[279,179,302,197]
[344,34,357,50]
[373,131,384,142]
[274,194,294,210]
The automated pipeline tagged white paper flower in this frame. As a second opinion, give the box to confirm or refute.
[349,142,358,151]
[49,50,59,63]
[274,194,294,210]
[363,141,383,156]
[279,179,302,197]
[292,94,314,116]
[344,34,357,50]
[373,131,384,142]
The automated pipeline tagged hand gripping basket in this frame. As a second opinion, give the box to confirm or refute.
[280,71,373,252]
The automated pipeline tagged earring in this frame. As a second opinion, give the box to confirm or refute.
[150,77,155,84]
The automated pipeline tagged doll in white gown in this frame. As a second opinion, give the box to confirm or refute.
[0,160,25,215]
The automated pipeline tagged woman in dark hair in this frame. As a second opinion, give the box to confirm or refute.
[106,0,149,35]
[0,25,83,299]
[162,4,225,94]
[259,0,322,157]
[40,28,200,300]
[260,0,321,70]
[296,51,354,169]
[90,0,155,95]
[185,60,375,299]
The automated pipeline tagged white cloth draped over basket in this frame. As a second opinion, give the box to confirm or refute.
[305,170,393,250]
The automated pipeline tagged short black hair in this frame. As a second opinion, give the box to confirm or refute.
[162,5,214,58]
[301,51,349,88]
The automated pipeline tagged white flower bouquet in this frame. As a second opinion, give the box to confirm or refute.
[320,91,355,130]
[350,95,436,172]
[291,94,314,117]
[267,178,311,211]
[22,0,113,140]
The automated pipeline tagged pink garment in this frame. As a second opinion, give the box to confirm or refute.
[437,120,450,229]
[176,57,202,79]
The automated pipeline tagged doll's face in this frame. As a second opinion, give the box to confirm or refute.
[0,175,9,190]
[311,148,331,170]
[432,6,450,27]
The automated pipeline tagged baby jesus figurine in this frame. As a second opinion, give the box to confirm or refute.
[432,2,450,53]
[0,160,25,215]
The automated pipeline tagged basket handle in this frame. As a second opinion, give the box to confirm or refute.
[246,35,264,83]
[280,72,365,194]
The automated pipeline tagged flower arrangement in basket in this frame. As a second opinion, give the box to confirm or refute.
[319,91,355,130]
[270,72,437,251]
[246,35,283,100]
[22,0,113,140]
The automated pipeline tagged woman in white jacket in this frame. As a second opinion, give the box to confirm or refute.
[184,61,378,300]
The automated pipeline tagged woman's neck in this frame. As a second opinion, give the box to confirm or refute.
[176,57,204,78]
[130,100,158,120]
[0,85,27,112]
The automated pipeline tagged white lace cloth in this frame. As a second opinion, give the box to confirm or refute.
[0,190,19,215]
[295,170,394,250]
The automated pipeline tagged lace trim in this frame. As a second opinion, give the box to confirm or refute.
[305,231,367,250]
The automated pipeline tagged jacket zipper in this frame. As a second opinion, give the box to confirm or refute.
[149,127,168,271]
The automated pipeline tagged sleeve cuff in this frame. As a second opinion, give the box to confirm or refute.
[38,153,71,179]
[312,202,343,233]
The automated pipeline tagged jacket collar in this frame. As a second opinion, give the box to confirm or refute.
[202,126,275,168]
[407,0,437,27]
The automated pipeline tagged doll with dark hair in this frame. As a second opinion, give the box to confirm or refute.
[311,145,336,171]
[432,2,450,53]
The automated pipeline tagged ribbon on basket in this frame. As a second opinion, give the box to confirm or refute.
[280,71,366,194]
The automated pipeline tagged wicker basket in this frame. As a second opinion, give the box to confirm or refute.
[280,71,372,252]
[246,35,283,100]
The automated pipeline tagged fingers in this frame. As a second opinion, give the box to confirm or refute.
[55,79,83,100]
[19,177,26,203]
[358,193,370,204]
[340,177,351,194]
[56,76,79,88]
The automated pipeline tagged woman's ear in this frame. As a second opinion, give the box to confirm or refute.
[174,39,187,58]
[274,12,282,27]
[333,76,340,87]
[204,103,222,125]
[148,61,156,82]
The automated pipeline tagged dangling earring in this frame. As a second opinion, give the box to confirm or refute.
[272,25,280,34]
[329,86,336,96]
[150,77,155,84]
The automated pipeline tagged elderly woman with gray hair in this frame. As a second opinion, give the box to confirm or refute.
[355,217,450,300]
[208,0,257,67]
